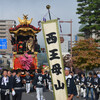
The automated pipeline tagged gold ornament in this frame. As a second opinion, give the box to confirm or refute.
[18,14,33,25]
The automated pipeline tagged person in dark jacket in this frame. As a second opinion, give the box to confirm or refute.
[48,72,52,92]
[11,70,16,78]
[65,67,77,100]
[80,73,87,98]
[74,73,81,98]
[24,71,32,93]
[33,69,45,100]
[0,69,12,100]
[86,72,94,100]
[12,69,24,100]
[44,71,49,89]
[93,73,100,100]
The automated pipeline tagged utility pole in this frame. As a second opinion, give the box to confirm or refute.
[60,20,73,71]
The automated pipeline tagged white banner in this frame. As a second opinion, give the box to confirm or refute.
[42,19,68,100]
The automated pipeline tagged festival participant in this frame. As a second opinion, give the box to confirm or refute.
[93,72,100,100]
[48,72,52,92]
[12,69,24,100]
[0,69,12,100]
[7,71,12,77]
[11,70,16,77]
[44,71,49,89]
[97,71,100,78]
[24,71,32,93]
[70,71,74,78]
[86,72,94,100]
[35,69,38,76]
[65,67,77,100]
[74,73,81,98]
[33,69,45,100]
[80,73,87,99]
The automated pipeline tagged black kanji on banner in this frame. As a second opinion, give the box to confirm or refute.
[49,49,60,60]
[46,32,57,44]
[51,63,62,75]
[54,80,64,90]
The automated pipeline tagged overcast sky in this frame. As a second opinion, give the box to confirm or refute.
[0,0,80,47]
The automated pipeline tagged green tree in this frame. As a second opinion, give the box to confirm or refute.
[72,38,100,70]
[77,0,100,37]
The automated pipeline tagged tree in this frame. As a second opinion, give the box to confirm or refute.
[72,38,100,70]
[76,0,100,37]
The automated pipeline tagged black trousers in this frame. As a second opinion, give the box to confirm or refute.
[1,93,10,100]
[12,92,22,100]
[94,89,99,100]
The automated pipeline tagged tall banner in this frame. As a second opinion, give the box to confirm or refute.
[41,19,68,100]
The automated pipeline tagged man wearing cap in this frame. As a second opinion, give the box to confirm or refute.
[65,67,77,100]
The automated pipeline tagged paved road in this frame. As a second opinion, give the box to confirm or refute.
[22,91,90,100]
[0,89,93,100]
[22,90,54,100]
[0,90,54,100]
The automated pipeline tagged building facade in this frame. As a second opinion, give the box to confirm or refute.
[0,20,16,54]
[0,20,16,69]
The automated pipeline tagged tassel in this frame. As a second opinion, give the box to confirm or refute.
[43,17,46,22]
[38,21,41,28]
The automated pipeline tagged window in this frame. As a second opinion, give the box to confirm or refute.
[0,28,6,30]
[0,36,6,38]
[0,21,6,23]
[0,32,6,34]
[0,25,6,26]
[0,51,6,54]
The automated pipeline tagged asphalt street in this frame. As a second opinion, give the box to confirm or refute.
[0,86,93,100]
[21,91,91,100]
[0,90,92,100]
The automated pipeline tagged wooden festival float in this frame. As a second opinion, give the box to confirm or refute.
[9,15,41,73]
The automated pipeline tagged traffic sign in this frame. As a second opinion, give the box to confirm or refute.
[0,39,7,49]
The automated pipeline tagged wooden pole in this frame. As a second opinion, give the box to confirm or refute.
[70,19,73,71]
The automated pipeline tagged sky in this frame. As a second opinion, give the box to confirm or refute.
[0,0,80,48]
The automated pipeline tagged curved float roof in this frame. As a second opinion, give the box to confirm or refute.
[9,24,41,36]
[9,15,41,36]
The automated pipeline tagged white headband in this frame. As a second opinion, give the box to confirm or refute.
[64,67,70,71]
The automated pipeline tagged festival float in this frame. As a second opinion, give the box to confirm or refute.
[9,15,41,72]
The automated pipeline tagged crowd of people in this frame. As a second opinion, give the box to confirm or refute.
[0,68,100,100]
[71,70,100,100]
[0,69,52,100]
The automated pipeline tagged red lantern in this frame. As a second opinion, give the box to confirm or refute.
[19,45,23,48]
[60,37,64,43]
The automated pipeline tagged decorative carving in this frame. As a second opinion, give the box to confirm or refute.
[18,14,33,25]
[26,37,34,53]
